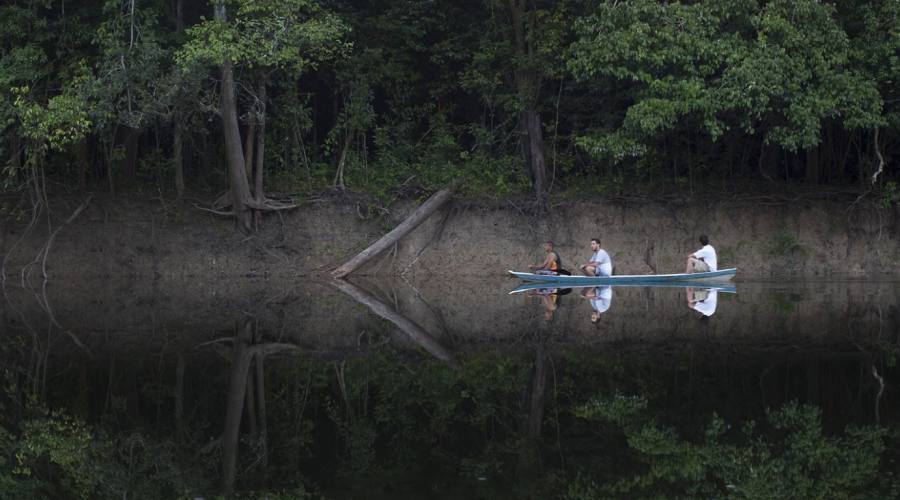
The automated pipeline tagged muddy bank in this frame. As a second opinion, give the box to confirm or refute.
[1,195,899,278]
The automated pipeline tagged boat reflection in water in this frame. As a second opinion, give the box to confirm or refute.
[510,281,737,320]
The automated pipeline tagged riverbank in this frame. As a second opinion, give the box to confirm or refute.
[1,192,898,279]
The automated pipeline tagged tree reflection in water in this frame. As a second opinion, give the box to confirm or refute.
[0,280,897,498]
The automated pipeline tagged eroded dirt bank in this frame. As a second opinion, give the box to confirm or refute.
[1,195,899,279]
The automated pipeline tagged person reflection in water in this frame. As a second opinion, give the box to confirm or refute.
[581,286,612,323]
[687,287,718,317]
[526,287,560,321]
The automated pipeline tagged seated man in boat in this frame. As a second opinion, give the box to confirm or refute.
[686,235,717,273]
[582,286,612,323]
[580,238,612,277]
[687,287,718,317]
[529,241,561,275]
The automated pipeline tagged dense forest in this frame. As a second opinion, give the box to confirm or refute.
[1,0,898,229]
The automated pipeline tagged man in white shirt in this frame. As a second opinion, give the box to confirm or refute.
[581,238,612,277]
[687,288,718,317]
[581,286,613,323]
[686,235,717,274]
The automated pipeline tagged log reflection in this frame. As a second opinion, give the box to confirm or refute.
[331,279,455,365]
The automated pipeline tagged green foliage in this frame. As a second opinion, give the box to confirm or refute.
[572,397,892,499]
[0,0,899,201]
[0,406,210,500]
[177,0,349,75]
[12,87,91,152]
[568,0,886,164]
[879,181,900,208]
[14,411,96,499]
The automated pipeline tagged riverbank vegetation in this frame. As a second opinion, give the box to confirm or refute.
[1,0,898,227]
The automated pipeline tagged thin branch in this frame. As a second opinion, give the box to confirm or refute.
[192,203,235,217]
[870,127,884,185]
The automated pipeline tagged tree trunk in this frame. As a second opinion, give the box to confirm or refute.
[805,144,819,184]
[215,4,253,233]
[331,178,461,278]
[253,83,267,229]
[244,362,258,437]
[173,122,185,198]
[517,343,546,478]
[121,126,140,180]
[175,0,183,33]
[9,135,20,177]
[508,0,547,205]
[522,109,548,199]
[333,128,352,189]
[222,320,254,497]
[174,353,185,438]
[254,81,267,203]
[76,138,89,190]
[172,0,185,198]
[243,113,256,182]
[255,351,269,469]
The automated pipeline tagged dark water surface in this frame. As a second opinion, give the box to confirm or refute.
[1,277,898,499]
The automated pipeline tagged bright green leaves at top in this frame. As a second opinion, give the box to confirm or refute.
[568,0,886,161]
[848,0,900,129]
[177,0,350,76]
[568,0,752,162]
[724,0,883,150]
[12,87,91,154]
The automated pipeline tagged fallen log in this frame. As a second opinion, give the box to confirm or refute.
[331,279,455,365]
[331,178,461,278]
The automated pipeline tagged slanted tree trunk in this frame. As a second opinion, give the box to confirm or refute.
[215,4,253,233]
[331,178,461,278]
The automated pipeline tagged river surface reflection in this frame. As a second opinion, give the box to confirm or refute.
[1,277,898,498]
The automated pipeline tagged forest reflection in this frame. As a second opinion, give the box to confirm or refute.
[0,278,897,498]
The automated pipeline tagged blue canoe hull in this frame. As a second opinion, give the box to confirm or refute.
[508,268,737,285]
[509,281,737,295]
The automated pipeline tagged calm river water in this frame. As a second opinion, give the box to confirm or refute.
[1,277,898,498]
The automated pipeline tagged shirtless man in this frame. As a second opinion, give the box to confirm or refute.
[580,238,612,277]
[529,241,560,275]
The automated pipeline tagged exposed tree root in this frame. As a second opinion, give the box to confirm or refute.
[194,194,301,221]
